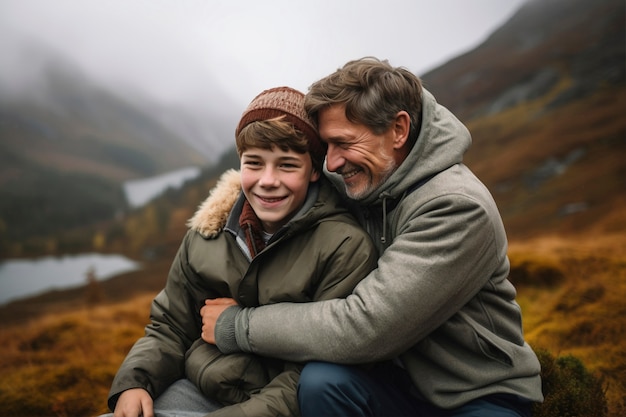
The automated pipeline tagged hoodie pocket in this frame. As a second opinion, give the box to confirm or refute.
[472,327,514,367]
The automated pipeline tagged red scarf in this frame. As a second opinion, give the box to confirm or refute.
[239,200,267,257]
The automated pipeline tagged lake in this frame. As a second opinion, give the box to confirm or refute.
[0,167,202,306]
[0,253,141,305]
[123,165,201,208]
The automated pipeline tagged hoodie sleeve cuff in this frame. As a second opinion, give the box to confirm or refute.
[215,305,241,353]
[215,305,254,354]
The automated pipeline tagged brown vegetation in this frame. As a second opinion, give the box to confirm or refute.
[0,294,152,416]
[0,232,624,416]
[510,232,626,416]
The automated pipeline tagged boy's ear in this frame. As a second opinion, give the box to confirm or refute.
[310,168,321,182]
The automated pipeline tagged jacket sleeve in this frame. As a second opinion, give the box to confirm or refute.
[108,231,208,411]
[186,339,301,417]
[229,193,502,363]
[203,363,302,417]
[186,339,274,405]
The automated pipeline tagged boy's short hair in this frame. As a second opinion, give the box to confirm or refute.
[237,116,321,169]
[235,86,326,172]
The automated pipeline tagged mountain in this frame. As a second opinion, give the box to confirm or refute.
[1,50,215,180]
[1,0,624,249]
[420,0,625,239]
[0,43,239,243]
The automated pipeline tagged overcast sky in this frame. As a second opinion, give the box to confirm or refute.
[0,0,527,110]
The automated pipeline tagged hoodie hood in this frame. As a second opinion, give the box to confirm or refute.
[326,88,472,206]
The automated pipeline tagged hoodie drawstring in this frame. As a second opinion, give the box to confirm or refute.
[381,195,388,244]
[377,172,441,246]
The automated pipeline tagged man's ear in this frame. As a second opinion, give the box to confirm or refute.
[392,111,411,150]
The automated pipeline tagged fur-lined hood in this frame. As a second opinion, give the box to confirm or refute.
[187,169,241,238]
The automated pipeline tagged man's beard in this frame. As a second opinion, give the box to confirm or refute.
[346,155,397,200]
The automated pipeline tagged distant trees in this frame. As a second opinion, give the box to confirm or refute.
[0,165,127,256]
[0,146,240,259]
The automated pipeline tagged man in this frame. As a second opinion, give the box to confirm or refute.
[203,57,544,417]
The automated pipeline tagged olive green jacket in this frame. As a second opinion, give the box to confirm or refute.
[108,169,377,417]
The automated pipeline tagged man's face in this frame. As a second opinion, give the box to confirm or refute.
[318,104,398,199]
[240,146,320,234]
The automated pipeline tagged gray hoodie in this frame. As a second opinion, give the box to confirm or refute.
[216,89,544,408]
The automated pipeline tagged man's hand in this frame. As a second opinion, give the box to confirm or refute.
[113,388,153,417]
[201,298,238,344]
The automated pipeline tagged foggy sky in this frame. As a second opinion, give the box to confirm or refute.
[0,0,527,110]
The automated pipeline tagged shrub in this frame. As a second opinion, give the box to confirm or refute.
[508,255,565,287]
[533,348,608,417]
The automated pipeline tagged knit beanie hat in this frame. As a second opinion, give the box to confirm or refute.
[235,86,326,166]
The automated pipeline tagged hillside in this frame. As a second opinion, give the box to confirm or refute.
[420,0,625,240]
[0,57,210,181]
[0,49,233,246]
[1,235,622,416]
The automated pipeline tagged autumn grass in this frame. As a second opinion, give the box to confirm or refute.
[0,294,153,417]
[0,234,624,416]
[510,233,626,416]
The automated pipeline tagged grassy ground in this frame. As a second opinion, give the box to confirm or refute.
[510,233,626,416]
[0,294,152,416]
[0,234,624,416]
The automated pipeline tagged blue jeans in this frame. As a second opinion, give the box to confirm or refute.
[100,379,222,417]
[297,361,532,417]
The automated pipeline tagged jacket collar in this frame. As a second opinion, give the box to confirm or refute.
[187,169,242,238]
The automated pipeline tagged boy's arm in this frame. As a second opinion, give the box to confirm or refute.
[185,339,265,405]
[186,339,301,417]
[203,362,302,417]
[109,232,202,410]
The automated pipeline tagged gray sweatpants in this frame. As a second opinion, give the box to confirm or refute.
[100,379,222,417]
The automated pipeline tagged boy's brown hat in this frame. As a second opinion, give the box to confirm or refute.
[235,86,326,164]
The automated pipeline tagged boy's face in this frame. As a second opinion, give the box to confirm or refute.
[240,146,320,234]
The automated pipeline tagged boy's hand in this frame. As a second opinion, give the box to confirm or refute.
[201,298,238,344]
[114,388,153,417]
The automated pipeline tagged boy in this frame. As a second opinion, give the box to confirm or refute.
[107,87,377,417]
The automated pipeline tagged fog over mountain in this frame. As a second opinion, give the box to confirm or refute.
[0,39,238,161]
[0,0,527,160]
[0,0,623,245]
